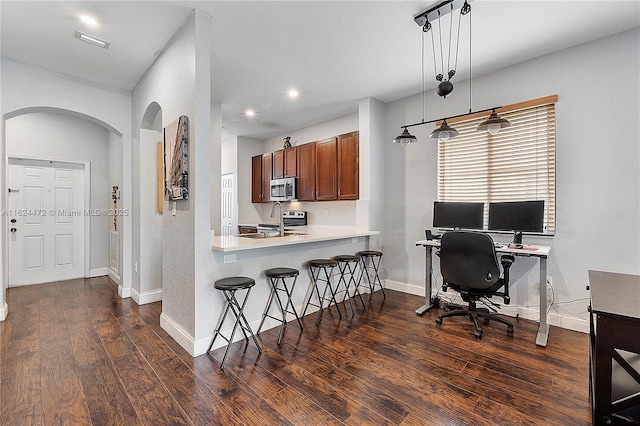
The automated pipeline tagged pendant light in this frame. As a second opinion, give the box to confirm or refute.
[430,119,459,141]
[393,128,417,146]
[477,108,511,135]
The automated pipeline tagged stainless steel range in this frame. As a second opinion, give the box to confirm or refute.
[257,210,307,232]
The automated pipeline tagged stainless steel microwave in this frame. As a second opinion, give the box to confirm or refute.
[270,178,296,201]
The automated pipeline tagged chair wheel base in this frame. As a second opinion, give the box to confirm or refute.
[506,326,514,335]
[435,317,443,325]
[474,330,483,339]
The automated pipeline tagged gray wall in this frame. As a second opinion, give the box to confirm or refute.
[383,28,640,331]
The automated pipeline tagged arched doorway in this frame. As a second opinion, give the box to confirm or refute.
[132,102,164,304]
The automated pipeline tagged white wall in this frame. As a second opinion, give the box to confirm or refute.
[132,11,216,344]
[1,58,132,318]
[383,28,640,332]
[236,136,266,226]
[5,112,113,273]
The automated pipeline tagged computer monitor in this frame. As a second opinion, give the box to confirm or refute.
[433,202,484,230]
[488,200,545,243]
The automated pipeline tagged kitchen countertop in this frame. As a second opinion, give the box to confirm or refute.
[211,226,379,252]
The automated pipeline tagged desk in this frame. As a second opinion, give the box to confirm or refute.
[588,270,640,425]
[415,239,552,346]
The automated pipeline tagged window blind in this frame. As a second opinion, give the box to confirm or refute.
[438,99,556,234]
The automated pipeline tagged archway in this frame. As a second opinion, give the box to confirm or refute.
[132,101,164,304]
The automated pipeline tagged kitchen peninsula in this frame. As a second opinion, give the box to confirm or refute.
[211,226,378,252]
[205,226,380,354]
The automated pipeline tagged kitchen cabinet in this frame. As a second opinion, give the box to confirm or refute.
[238,225,258,234]
[262,153,272,202]
[337,131,359,200]
[315,137,338,201]
[273,147,297,179]
[251,155,263,203]
[251,153,273,203]
[297,142,316,201]
[251,130,358,203]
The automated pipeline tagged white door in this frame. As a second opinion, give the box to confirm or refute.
[221,173,237,236]
[7,158,85,286]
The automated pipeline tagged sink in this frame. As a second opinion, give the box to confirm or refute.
[237,231,306,239]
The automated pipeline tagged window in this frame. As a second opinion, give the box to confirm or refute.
[438,95,556,234]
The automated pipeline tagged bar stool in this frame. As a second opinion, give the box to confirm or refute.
[333,255,366,315]
[257,267,303,345]
[301,259,340,326]
[356,250,386,303]
[206,276,262,369]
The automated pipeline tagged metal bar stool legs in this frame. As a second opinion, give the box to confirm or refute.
[333,255,366,315]
[302,259,340,326]
[207,276,262,369]
[356,250,386,303]
[257,267,303,345]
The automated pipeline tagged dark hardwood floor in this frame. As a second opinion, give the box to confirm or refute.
[1,276,591,425]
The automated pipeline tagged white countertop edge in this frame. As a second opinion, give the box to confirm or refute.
[212,228,379,252]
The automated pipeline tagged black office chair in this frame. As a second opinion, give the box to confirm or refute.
[435,230,515,339]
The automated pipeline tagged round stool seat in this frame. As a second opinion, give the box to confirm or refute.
[214,276,255,291]
[356,250,382,257]
[308,259,337,268]
[333,255,360,262]
[265,267,300,278]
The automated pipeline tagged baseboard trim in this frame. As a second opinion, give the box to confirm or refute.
[131,288,162,305]
[89,267,108,278]
[118,285,131,299]
[108,268,121,284]
[160,313,197,357]
[385,279,424,296]
[0,303,7,321]
[386,280,589,334]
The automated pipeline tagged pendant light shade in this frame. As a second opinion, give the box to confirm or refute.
[430,119,459,142]
[393,128,417,146]
[477,109,511,135]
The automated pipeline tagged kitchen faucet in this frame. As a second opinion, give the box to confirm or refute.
[270,201,285,237]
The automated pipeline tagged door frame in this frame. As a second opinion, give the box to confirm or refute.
[6,155,91,283]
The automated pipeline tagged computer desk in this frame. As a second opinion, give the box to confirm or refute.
[415,239,552,347]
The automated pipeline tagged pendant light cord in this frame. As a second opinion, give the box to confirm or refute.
[468,4,472,113]
[422,28,425,122]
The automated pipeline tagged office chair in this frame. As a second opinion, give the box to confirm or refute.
[435,230,515,339]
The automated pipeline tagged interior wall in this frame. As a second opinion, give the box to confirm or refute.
[236,136,266,226]
[383,28,640,332]
[137,127,162,299]
[108,129,123,283]
[132,13,199,335]
[0,58,133,309]
[5,112,113,274]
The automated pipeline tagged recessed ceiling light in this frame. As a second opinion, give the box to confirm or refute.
[74,30,110,49]
[288,89,299,99]
[80,15,98,27]
[245,109,255,117]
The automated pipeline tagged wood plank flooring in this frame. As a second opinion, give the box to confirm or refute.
[0,276,591,425]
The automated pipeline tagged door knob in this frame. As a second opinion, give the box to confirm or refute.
[10,228,17,233]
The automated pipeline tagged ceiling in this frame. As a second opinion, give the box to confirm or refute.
[2,1,639,140]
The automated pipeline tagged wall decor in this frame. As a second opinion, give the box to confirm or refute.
[164,115,189,201]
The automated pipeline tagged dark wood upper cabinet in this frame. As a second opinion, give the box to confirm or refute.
[337,131,359,200]
[296,142,316,201]
[273,149,284,179]
[315,137,338,201]
[284,147,297,178]
[273,147,297,179]
[252,131,358,203]
[261,153,272,202]
[251,155,263,203]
